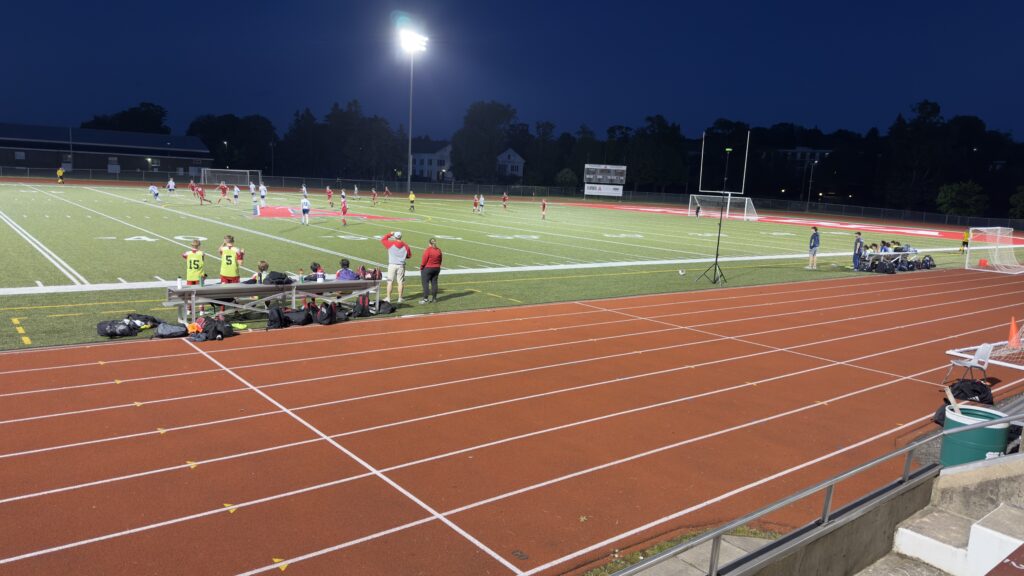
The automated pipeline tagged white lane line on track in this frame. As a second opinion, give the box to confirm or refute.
[2,276,1019,429]
[181,338,525,575]
[0,209,87,285]
[0,267,981,362]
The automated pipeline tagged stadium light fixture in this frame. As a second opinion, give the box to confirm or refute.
[806,160,819,212]
[398,26,428,198]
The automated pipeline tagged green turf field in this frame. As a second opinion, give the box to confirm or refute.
[0,181,965,350]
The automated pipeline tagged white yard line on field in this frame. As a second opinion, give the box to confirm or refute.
[0,209,88,285]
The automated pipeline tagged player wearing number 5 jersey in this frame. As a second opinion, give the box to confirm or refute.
[218,235,244,283]
[182,239,206,285]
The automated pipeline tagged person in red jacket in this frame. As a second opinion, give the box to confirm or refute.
[381,231,412,303]
[419,238,442,304]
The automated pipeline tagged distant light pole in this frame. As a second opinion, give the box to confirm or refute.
[722,147,733,191]
[269,142,275,175]
[805,159,819,212]
[399,27,428,197]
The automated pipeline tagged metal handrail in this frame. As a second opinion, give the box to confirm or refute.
[613,410,1023,576]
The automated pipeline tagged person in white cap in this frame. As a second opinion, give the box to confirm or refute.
[380,230,412,303]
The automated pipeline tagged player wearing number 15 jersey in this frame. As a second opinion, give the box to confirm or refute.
[219,235,244,283]
[182,239,206,285]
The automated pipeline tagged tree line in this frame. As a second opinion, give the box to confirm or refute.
[81,100,1024,218]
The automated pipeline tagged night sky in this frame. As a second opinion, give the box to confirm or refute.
[3,0,1021,140]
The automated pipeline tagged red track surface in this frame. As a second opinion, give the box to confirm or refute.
[2,269,1023,575]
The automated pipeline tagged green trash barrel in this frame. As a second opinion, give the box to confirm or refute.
[940,405,1009,467]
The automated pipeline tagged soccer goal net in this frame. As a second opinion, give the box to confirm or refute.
[965,227,1024,274]
[688,194,758,222]
[201,168,263,187]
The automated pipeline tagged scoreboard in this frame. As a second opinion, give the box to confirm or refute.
[583,164,627,197]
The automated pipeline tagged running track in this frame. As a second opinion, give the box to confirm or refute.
[1,269,1022,575]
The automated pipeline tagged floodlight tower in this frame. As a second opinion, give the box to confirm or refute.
[399,28,428,198]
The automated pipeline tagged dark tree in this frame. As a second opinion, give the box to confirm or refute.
[82,102,171,134]
[451,101,517,182]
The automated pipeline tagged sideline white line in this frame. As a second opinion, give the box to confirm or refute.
[181,339,524,575]
[0,209,87,285]
[3,277,1018,432]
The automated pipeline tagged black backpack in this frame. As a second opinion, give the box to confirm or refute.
[284,308,312,326]
[267,307,291,329]
[127,313,163,328]
[97,320,139,338]
[375,301,395,315]
[193,319,235,341]
[265,271,292,285]
[313,302,339,325]
[351,294,372,318]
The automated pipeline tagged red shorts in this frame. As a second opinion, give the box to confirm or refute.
[186,280,200,286]
[220,276,240,284]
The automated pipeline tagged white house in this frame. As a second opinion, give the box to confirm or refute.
[411,141,452,181]
[496,148,525,179]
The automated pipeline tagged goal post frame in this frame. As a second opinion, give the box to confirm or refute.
[965,226,1024,275]
[201,168,263,187]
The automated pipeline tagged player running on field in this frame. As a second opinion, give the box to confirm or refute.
[408,190,416,212]
[371,188,378,206]
[166,178,176,196]
[300,196,311,225]
[259,182,267,207]
[353,184,359,198]
[341,197,349,226]
[502,191,509,210]
[301,184,308,198]
[961,229,970,254]
[541,198,547,220]
[197,186,211,205]
[472,195,479,213]
[383,186,392,200]
[232,185,240,205]
[479,194,486,214]
[217,181,228,204]
[249,181,256,201]
[189,179,197,197]
[340,188,346,204]
[326,186,334,207]
[148,184,160,203]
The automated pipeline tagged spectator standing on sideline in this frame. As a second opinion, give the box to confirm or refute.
[541,198,547,220]
[408,190,416,212]
[56,166,65,184]
[335,259,360,280]
[300,196,311,225]
[961,229,970,254]
[419,238,443,304]
[806,226,820,270]
[219,235,244,284]
[381,231,412,303]
[852,231,864,269]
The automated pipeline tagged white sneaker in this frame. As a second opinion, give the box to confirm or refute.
[419,299,429,304]
[396,298,404,303]
[383,298,390,303]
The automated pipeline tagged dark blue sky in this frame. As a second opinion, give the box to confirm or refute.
[3,1,1021,140]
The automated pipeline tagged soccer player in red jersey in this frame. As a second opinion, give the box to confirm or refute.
[541,198,547,220]
[371,188,378,206]
[341,198,349,227]
[502,191,509,210]
[197,186,211,205]
[189,179,197,198]
[217,181,228,204]
[326,186,334,207]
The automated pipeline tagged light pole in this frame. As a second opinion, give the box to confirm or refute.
[805,159,819,212]
[399,28,427,198]
[269,142,275,175]
[722,147,733,191]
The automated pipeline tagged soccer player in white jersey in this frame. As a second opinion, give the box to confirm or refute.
[259,182,267,207]
[341,188,347,204]
[232,185,240,205]
[166,178,176,196]
[353,184,358,198]
[249,181,256,200]
[300,196,311,225]
[301,184,308,198]
[148,184,160,203]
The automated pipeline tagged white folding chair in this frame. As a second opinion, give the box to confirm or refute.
[943,342,993,385]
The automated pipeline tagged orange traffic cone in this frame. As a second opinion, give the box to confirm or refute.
[1010,316,1021,349]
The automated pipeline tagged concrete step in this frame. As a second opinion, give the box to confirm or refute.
[632,534,770,576]
[968,503,1024,576]
[857,552,953,575]
[894,506,974,575]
